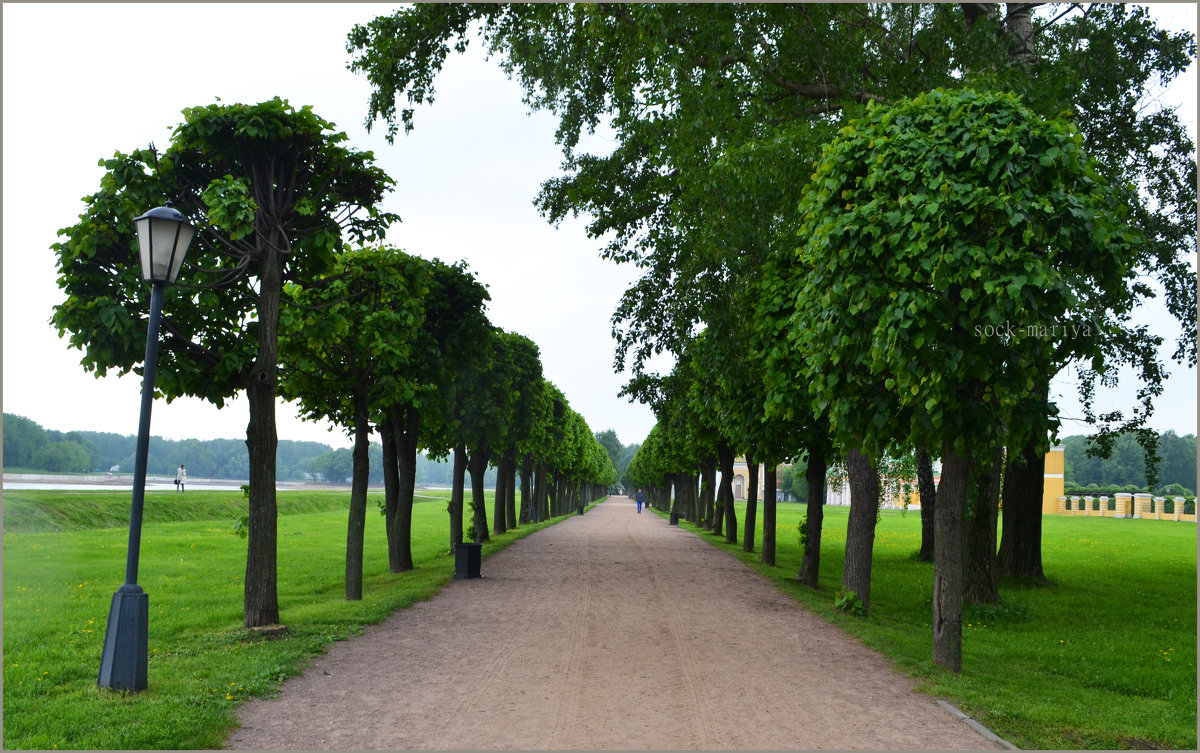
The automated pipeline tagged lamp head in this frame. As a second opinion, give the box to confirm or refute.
[133,203,195,284]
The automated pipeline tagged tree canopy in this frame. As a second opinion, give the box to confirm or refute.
[349,2,1195,411]
[766,87,1140,459]
[53,97,397,405]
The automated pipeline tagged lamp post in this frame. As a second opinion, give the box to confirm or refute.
[98,204,195,691]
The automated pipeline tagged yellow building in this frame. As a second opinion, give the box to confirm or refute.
[1042,445,1065,514]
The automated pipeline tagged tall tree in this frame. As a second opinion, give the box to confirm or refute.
[969,3,1196,579]
[52,97,396,627]
[769,88,1140,671]
[756,249,836,587]
[489,331,543,535]
[278,246,426,599]
[432,326,515,543]
[594,429,622,469]
[381,258,490,567]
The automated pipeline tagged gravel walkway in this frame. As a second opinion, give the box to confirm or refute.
[225,496,1003,750]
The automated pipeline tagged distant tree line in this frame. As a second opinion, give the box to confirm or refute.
[306,445,502,488]
[18,407,1187,502]
[3,411,578,489]
[3,413,332,481]
[1063,430,1196,496]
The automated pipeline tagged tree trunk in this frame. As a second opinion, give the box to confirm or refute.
[674,474,687,520]
[535,462,548,522]
[519,457,534,524]
[842,448,879,613]
[468,448,491,542]
[743,457,758,552]
[699,458,716,529]
[997,433,1048,581]
[242,250,281,628]
[380,418,401,572]
[933,446,969,673]
[682,474,694,520]
[531,463,542,522]
[690,473,700,523]
[717,442,737,544]
[493,453,508,536]
[506,453,518,529]
[679,473,694,523]
[344,387,370,601]
[391,406,418,572]
[762,463,777,566]
[1003,2,1039,65]
[449,446,467,553]
[799,447,828,588]
[963,445,1003,606]
[916,446,937,562]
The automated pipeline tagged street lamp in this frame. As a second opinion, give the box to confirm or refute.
[98,203,195,691]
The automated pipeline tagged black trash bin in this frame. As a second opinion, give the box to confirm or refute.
[577,504,584,515]
[454,542,483,579]
[669,511,680,525]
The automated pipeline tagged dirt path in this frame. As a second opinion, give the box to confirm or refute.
[225,497,1004,750]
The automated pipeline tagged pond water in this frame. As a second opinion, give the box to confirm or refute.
[3,480,246,491]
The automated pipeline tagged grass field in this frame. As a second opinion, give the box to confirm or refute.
[3,491,1195,749]
[667,502,1197,750]
[2,488,577,749]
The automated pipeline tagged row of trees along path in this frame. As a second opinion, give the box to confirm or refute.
[53,98,618,627]
[348,3,1197,676]
[227,497,1002,750]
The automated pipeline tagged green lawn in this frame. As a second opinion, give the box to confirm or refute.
[668,502,1197,750]
[2,488,577,749]
[4,491,1195,749]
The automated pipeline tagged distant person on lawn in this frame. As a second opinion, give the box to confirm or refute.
[175,464,187,492]
[636,489,644,513]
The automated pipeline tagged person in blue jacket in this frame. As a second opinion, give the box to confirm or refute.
[636,488,644,513]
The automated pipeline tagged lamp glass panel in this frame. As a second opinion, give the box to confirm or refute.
[167,223,195,283]
[136,217,154,281]
[149,218,180,282]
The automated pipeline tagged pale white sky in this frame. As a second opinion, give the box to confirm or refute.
[2,3,1196,455]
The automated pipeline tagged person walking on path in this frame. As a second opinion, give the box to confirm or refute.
[175,464,186,492]
[635,488,644,513]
